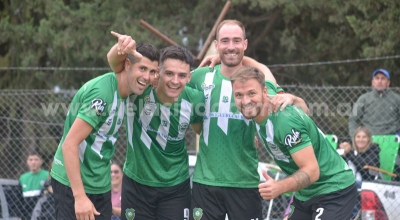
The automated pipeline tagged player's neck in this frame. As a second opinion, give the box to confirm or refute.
[254,102,271,123]
[117,72,129,98]
[155,87,177,106]
[220,62,243,78]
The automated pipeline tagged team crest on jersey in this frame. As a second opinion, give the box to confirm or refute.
[91,98,107,116]
[193,207,203,220]
[161,120,168,127]
[284,128,302,147]
[125,208,135,220]
[143,95,157,115]
[222,96,229,103]
[178,122,189,132]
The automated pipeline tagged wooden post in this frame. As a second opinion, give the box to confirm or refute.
[140,20,179,46]
[196,0,231,61]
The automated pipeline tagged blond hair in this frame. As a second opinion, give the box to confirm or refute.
[230,66,265,89]
[352,126,372,153]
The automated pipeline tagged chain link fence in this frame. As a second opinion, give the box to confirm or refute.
[1,86,399,219]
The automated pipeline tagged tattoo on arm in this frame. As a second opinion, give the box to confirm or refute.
[292,171,311,190]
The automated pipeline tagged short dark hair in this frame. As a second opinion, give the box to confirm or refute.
[159,45,194,69]
[127,42,159,64]
[27,151,42,159]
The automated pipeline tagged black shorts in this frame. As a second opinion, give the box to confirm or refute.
[120,174,191,220]
[191,182,263,220]
[51,178,112,220]
[288,183,357,220]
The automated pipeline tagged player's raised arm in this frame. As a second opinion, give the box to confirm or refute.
[107,31,142,73]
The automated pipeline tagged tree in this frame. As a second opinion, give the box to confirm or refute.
[0,0,399,88]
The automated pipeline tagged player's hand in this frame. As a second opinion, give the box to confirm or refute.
[198,54,220,68]
[339,142,351,154]
[110,31,143,59]
[270,93,294,113]
[74,194,100,220]
[258,170,281,200]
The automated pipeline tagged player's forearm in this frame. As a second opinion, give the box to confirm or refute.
[279,169,318,193]
[191,123,203,135]
[62,142,86,198]
[242,56,277,84]
[107,44,126,73]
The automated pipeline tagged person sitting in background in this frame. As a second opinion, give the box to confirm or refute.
[111,163,122,220]
[19,151,49,220]
[339,126,380,183]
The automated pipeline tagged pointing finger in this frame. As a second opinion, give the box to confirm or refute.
[111,31,121,38]
[132,50,143,59]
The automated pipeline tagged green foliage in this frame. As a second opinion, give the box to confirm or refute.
[0,0,399,88]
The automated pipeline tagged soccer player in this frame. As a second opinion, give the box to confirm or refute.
[188,19,304,219]
[108,38,204,219]
[231,66,357,220]
[50,34,159,220]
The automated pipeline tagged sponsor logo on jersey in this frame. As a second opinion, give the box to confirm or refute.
[106,118,112,125]
[91,98,107,116]
[284,129,302,147]
[201,83,215,92]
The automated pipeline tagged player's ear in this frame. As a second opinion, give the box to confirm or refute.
[263,87,268,97]
[124,58,130,69]
[187,71,192,83]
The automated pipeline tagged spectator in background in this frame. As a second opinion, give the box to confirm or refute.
[349,68,400,137]
[30,177,55,220]
[111,163,122,220]
[340,126,380,183]
[19,151,49,220]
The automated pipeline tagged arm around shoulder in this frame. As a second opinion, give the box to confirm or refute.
[242,56,276,84]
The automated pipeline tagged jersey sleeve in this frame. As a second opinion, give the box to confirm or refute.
[275,83,285,94]
[76,81,113,128]
[275,108,312,154]
[188,87,205,124]
[188,66,213,90]
[265,80,280,95]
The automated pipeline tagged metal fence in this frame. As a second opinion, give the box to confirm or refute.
[0,86,399,220]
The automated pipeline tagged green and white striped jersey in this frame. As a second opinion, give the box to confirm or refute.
[124,86,204,187]
[51,72,126,194]
[188,65,279,188]
[256,105,355,201]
